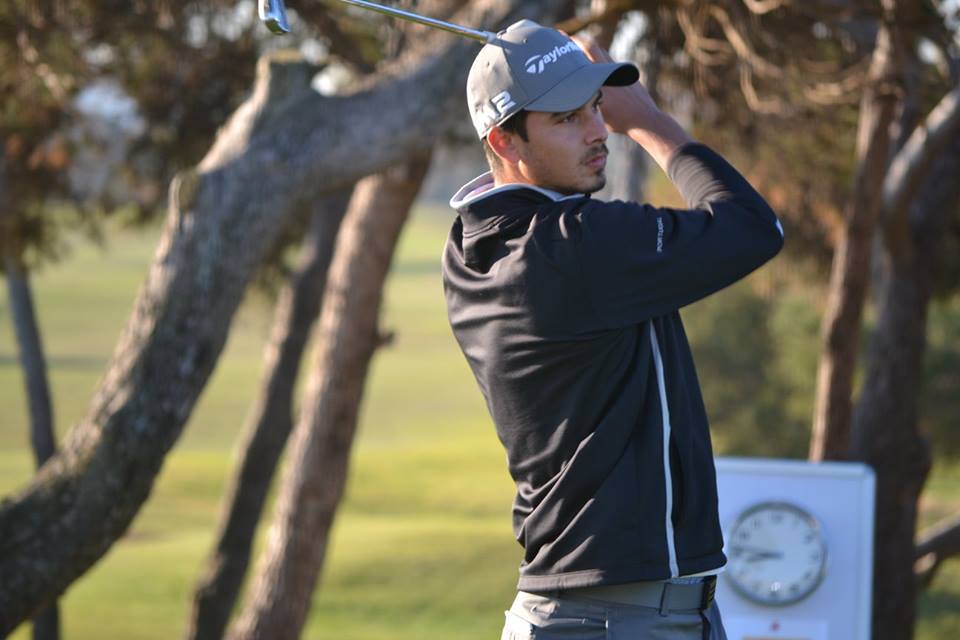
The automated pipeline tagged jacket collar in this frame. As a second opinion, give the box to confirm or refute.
[449,173,588,268]
[450,172,585,211]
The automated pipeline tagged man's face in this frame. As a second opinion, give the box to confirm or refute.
[512,92,609,195]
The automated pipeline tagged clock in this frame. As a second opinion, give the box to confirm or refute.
[726,501,827,606]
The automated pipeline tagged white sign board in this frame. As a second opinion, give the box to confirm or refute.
[715,457,875,640]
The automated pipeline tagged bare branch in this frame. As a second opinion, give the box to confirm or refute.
[882,83,960,222]
[803,62,868,105]
[554,0,632,35]
[15,30,71,102]
[678,7,730,52]
[915,511,960,590]
[677,7,733,67]
[739,64,790,114]
[709,5,783,78]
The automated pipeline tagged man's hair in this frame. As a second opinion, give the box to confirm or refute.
[481,110,529,171]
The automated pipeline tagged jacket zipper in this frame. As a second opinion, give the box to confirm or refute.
[649,323,680,578]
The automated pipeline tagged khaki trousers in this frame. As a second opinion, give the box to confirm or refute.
[501,587,728,640]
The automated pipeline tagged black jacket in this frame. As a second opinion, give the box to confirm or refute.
[442,143,784,591]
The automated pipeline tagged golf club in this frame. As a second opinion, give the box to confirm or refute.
[259,0,291,34]
[259,0,499,43]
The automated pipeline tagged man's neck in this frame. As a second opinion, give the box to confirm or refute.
[491,167,530,189]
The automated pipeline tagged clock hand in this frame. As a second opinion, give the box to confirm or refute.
[730,545,785,560]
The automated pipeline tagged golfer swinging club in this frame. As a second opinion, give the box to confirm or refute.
[441,20,784,639]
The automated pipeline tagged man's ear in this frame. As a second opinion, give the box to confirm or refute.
[487,126,521,164]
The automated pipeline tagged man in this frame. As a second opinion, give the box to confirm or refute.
[441,20,784,640]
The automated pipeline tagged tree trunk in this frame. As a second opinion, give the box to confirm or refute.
[853,246,931,640]
[184,187,353,640]
[228,153,432,640]
[809,14,903,461]
[3,251,61,640]
[851,131,960,640]
[0,1,557,631]
[3,253,56,466]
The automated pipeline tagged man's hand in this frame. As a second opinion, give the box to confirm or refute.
[570,34,658,134]
[570,33,694,170]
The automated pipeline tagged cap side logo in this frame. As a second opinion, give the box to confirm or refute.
[524,42,579,74]
[475,90,517,132]
[491,91,516,114]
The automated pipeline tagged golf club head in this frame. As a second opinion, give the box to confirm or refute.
[259,0,291,34]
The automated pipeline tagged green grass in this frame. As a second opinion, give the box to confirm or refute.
[0,205,516,639]
[1,202,959,638]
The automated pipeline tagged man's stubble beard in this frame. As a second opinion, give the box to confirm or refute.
[524,143,609,195]
[570,144,609,195]
[585,172,607,194]
[548,171,605,196]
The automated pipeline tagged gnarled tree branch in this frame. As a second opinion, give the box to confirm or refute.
[708,5,783,78]
[882,83,960,228]
[0,0,554,633]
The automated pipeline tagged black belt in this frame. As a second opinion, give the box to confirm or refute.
[556,576,717,616]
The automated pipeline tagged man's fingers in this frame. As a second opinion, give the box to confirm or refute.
[570,33,615,64]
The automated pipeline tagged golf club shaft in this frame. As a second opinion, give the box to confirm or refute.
[335,0,498,43]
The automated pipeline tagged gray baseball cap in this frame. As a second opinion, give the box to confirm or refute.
[467,20,639,139]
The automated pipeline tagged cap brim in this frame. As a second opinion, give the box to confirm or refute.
[525,62,639,113]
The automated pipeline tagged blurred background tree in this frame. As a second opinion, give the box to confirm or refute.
[1,2,262,637]
[2,1,960,639]
[0,0,557,635]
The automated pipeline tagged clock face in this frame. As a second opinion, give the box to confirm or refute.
[726,501,827,606]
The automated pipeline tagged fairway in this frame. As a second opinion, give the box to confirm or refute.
[1,203,959,639]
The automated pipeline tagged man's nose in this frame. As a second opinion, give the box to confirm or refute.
[585,109,607,144]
